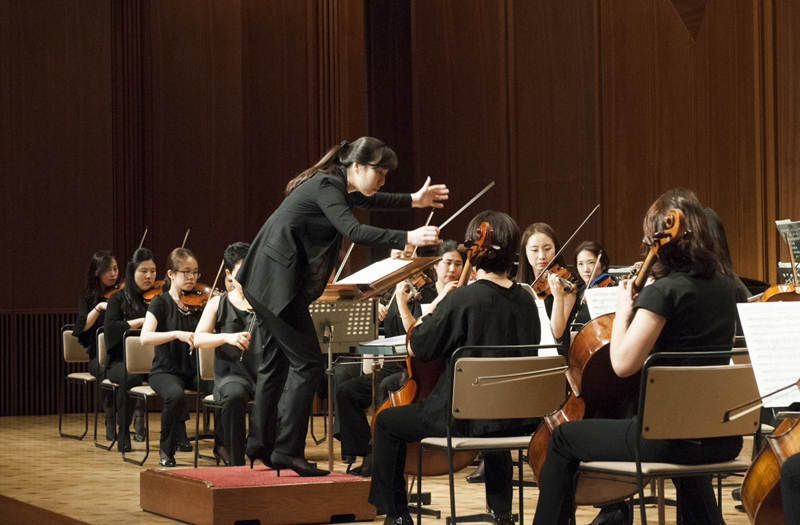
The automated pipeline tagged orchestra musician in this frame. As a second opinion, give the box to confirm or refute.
[194,242,265,467]
[103,248,157,451]
[335,240,464,477]
[368,210,541,525]
[516,223,577,355]
[572,241,618,328]
[140,248,213,467]
[531,188,743,525]
[73,250,120,441]
[235,137,448,477]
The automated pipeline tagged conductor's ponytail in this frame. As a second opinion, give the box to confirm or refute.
[284,137,398,196]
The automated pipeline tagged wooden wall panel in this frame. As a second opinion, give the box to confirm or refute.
[410,0,512,242]
[1,1,113,311]
[776,0,800,264]
[146,0,244,271]
[512,1,598,256]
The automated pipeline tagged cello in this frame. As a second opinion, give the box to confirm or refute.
[370,222,494,475]
[528,208,690,505]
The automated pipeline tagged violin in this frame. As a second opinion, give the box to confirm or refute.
[104,281,125,298]
[528,208,690,505]
[370,222,494,476]
[180,260,226,311]
[532,263,577,299]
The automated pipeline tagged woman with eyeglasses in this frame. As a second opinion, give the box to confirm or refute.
[73,250,120,442]
[104,248,157,451]
[140,247,213,467]
[235,137,448,477]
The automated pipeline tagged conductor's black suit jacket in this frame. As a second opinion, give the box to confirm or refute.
[236,172,411,317]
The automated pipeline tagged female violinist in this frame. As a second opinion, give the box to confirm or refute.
[140,248,213,467]
[104,248,157,451]
[335,240,464,477]
[517,223,577,354]
[572,241,618,328]
[194,242,264,467]
[369,211,541,525]
[531,189,742,525]
[73,250,120,441]
[235,137,447,477]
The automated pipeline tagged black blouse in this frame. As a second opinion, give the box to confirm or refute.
[103,291,147,364]
[213,294,265,395]
[73,296,106,359]
[147,293,201,380]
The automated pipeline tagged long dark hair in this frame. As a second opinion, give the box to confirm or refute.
[644,188,717,279]
[703,207,736,280]
[285,137,399,195]
[465,211,521,274]
[516,223,566,285]
[162,247,197,293]
[82,250,117,305]
[120,248,155,319]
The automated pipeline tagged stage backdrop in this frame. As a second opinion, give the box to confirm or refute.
[1,0,798,416]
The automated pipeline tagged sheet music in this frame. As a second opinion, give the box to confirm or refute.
[359,334,407,347]
[776,219,800,260]
[737,302,800,407]
[584,287,619,319]
[337,258,412,284]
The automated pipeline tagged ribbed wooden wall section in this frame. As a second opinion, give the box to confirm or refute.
[0,313,78,416]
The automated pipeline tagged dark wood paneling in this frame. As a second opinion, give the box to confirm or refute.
[410,0,511,242]
[2,1,113,311]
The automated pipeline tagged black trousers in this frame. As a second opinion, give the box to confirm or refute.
[335,367,403,457]
[368,404,514,517]
[149,372,212,456]
[105,360,146,437]
[782,452,800,525]
[531,418,743,525]
[88,354,112,411]
[247,294,324,458]
[214,381,253,466]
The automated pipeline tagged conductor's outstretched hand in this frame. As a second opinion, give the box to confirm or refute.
[411,177,449,209]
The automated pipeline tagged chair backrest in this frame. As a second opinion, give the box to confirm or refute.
[124,331,155,375]
[97,329,107,368]
[640,353,760,440]
[62,324,89,363]
[197,346,215,381]
[451,347,567,421]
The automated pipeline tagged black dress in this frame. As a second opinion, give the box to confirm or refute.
[147,293,208,456]
[531,271,741,525]
[73,296,106,378]
[236,171,412,459]
[368,280,541,517]
[212,294,265,466]
[104,291,148,445]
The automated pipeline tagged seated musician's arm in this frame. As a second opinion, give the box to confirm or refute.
[609,279,665,378]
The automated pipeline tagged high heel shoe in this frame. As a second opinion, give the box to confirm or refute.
[159,450,176,467]
[270,451,330,477]
[213,446,231,467]
[247,450,274,469]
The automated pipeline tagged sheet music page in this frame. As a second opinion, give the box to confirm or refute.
[360,334,407,347]
[776,219,800,261]
[337,258,411,284]
[737,302,800,407]
[585,287,619,319]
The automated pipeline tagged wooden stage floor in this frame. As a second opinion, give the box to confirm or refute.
[0,413,755,525]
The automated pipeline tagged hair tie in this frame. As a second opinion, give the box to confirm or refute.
[340,140,349,149]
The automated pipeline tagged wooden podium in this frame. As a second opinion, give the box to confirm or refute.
[318,256,440,302]
[140,467,375,525]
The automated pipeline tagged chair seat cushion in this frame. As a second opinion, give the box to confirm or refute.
[67,373,96,381]
[102,379,119,387]
[129,385,157,396]
[579,459,750,477]
[421,435,533,451]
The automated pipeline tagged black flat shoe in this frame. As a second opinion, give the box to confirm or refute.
[117,433,132,453]
[133,416,147,442]
[270,451,330,477]
[383,513,413,525]
[176,440,193,453]
[493,512,515,525]
[247,449,274,469]
[588,505,631,525]
[105,419,116,441]
[466,458,485,483]
[159,450,176,467]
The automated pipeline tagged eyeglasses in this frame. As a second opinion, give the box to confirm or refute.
[176,270,201,279]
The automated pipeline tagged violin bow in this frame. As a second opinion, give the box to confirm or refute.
[138,227,148,249]
[181,228,190,249]
[438,181,495,231]
[722,377,800,422]
[533,204,600,286]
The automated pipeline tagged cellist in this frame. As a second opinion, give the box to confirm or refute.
[531,188,743,525]
[368,210,541,525]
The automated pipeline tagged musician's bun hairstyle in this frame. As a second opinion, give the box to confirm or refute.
[644,188,717,279]
[285,137,399,196]
[465,210,520,274]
